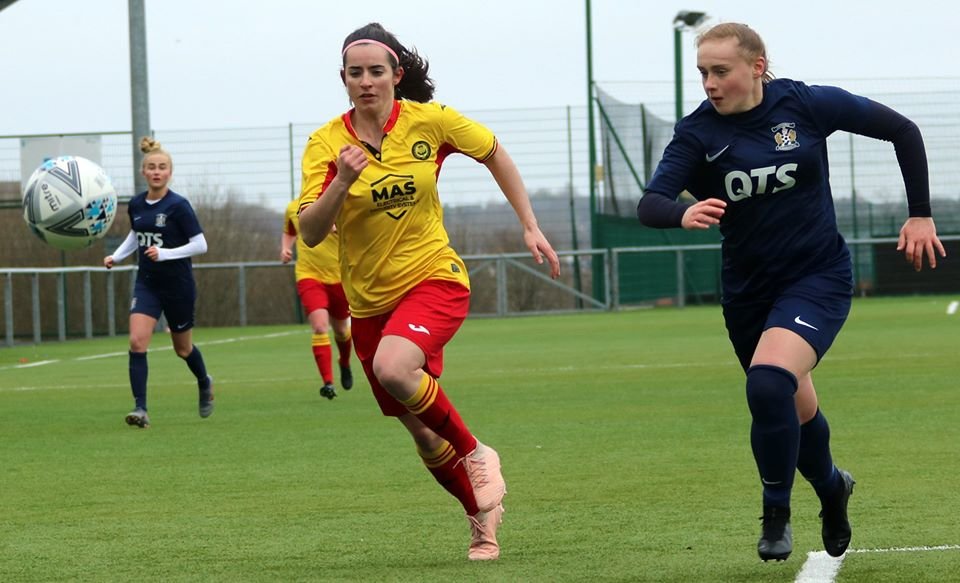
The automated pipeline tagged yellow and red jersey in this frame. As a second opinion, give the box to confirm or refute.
[299,100,497,318]
[284,199,341,283]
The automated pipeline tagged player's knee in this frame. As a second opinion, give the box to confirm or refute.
[129,336,150,353]
[745,364,798,415]
[371,357,402,390]
[371,352,416,394]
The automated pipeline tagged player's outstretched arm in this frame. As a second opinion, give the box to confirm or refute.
[483,146,561,279]
[153,233,208,262]
[897,217,946,272]
[104,230,138,268]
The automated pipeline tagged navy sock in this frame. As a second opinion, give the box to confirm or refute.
[797,409,841,501]
[181,346,210,389]
[746,364,800,508]
[129,351,148,410]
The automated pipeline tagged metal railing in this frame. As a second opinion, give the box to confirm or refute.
[1,251,610,345]
[3,238,958,346]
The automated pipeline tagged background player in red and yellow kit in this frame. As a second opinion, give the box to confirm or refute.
[281,199,354,399]
[298,22,561,561]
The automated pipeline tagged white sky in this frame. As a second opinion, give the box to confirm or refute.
[0,0,956,135]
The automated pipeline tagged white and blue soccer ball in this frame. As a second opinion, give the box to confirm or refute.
[22,156,118,250]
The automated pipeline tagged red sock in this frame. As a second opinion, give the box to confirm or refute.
[334,331,352,367]
[419,441,479,515]
[401,374,477,457]
[311,333,333,384]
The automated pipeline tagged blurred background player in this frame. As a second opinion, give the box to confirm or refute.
[637,22,946,562]
[104,137,215,428]
[297,23,561,560]
[281,198,354,399]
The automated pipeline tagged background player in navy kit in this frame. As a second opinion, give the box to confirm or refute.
[104,137,215,428]
[637,23,946,562]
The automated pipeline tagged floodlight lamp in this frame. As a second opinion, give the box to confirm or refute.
[674,10,707,28]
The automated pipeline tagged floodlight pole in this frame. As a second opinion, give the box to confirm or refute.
[585,0,596,250]
[673,11,708,122]
[673,25,683,122]
[129,0,151,195]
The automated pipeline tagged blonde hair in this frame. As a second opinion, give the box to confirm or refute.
[697,23,775,83]
[139,136,173,170]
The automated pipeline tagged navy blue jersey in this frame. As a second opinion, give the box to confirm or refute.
[127,190,203,286]
[643,78,929,299]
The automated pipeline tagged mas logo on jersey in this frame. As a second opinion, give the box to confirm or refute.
[411,141,432,160]
[154,213,167,227]
[370,173,418,220]
[772,122,799,151]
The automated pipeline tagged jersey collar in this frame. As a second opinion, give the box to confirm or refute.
[341,100,402,140]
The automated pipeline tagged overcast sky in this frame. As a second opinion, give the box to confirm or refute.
[1,0,956,136]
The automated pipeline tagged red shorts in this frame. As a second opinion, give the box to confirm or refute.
[296,279,350,320]
[352,279,470,417]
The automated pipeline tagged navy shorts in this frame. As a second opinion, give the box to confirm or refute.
[722,269,853,371]
[131,279,197,332]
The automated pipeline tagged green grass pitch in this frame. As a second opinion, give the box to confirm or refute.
[1,296,958,582]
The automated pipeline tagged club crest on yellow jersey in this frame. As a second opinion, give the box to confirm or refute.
[411,140,432,160]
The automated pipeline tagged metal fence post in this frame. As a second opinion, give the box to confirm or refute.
[31,273,41,344]
[610,248,620,311]
[496,256,507,317]
[57,273,66,341]
[83,271,93,339]
[4,273,13,347]
[107,270,116,337]
[238,265,247,327]
[288,122,296,200]
[675,249,686,309]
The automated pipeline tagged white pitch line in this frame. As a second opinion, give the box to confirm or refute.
[479,352,937,376]
[795,551,844,583]
[2,346,938,376]
[796,544,960,583]
[75,351,129,361]
[0,373,317,393]
[850,544,960,553]
[14,359,59,368]
[1,330,305,371]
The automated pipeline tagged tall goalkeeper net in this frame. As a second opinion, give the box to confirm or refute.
[595,87,675,218]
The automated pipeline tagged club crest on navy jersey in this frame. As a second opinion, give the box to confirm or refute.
[155,213,167,227]
[772,123,799,151]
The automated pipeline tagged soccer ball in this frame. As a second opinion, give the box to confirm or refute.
[22,156,118,250]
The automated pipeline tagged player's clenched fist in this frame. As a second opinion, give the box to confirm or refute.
[336,145,368,185]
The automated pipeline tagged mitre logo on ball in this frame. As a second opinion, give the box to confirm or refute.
[22,155,118,250]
